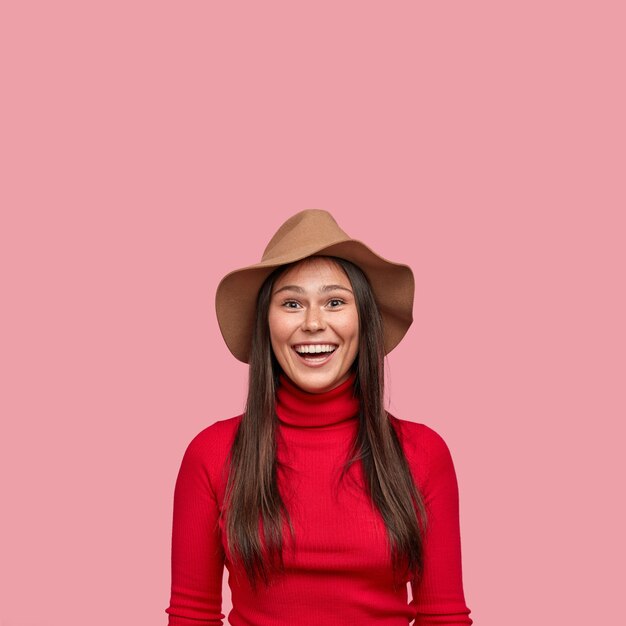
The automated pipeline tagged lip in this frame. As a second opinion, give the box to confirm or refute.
[291,343,338,368]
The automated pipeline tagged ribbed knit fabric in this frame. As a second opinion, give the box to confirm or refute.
[166,374,472,625]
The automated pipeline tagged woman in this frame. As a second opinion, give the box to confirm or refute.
[166,210,473,625]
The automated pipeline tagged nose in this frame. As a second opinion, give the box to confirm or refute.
[301,306,326,332]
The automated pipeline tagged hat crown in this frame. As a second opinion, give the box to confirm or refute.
[262,209,350,262]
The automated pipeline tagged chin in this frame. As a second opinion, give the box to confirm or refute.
[291,371,348,394]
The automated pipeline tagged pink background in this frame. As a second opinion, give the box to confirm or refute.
[1,2,624,625]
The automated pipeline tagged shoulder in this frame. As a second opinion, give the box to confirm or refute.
[389,413,452,458]
[175,415,242,495]
[183,414,242,460]
[389,414,457,490]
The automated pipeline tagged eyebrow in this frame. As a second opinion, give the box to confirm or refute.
[272,284,353,296]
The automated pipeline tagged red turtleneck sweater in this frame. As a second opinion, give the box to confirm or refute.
[166,375,472,625]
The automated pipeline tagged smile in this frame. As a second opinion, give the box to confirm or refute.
[292,343,338,366]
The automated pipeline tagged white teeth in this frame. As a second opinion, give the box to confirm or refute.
[294,344,337,354]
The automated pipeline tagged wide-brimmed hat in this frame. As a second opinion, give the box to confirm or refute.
[215,209,415,363]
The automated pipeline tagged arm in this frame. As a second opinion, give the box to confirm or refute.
[166,435,226,626]
[410,427,472,626]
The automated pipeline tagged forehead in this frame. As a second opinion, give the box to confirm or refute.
[273,257,350,288]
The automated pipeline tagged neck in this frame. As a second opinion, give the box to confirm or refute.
[275,372,360,428]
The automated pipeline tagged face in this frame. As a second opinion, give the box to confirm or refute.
[268,257,359,394]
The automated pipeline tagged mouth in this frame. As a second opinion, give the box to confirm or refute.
[292,343,338,366]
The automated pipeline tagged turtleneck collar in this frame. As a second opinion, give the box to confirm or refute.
[275,372,360,428]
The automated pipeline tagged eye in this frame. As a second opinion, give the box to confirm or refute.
[281,300,302,309]
[327,298,345,308]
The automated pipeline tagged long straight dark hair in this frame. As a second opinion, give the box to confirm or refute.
[222,256,427,590]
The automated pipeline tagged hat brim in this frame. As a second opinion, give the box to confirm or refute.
[215,239,414,363]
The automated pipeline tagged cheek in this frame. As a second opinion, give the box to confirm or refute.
[338,315,359,342]
[267,324,286,368]
[347,317,360,356]
[268,312,290,351]
[267,311,280,341]
[334,317,359,360]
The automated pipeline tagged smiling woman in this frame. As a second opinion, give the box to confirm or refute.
[165,210,473,626]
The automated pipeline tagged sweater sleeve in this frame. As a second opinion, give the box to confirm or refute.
[166,434,226,626]
[410,426,472,626]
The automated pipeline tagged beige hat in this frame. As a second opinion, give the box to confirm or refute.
[215,209,415,363]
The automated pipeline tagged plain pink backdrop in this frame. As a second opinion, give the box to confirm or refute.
[1,2,624,625]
